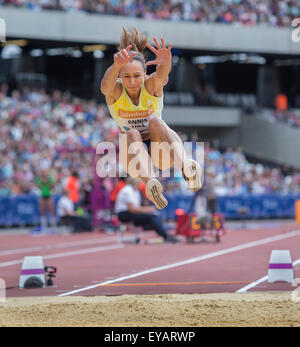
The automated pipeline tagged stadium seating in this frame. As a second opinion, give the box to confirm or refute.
[1,0,300,27]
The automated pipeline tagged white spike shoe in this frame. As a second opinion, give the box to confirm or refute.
[145,178,168,210]
[182,159,203,192]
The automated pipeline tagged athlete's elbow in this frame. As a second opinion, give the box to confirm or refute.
[100,80,108,95]
[163,76,169,86]
[158,75,169,87]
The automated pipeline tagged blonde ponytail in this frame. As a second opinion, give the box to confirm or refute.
[118,26,148,70]
[118,26,148,53]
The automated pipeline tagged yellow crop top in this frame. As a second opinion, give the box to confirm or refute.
[108,80,163,141]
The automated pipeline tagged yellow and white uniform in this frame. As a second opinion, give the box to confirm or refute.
[108,80,163,141]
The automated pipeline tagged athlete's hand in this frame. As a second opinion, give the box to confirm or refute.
[113,45,137,68]
[146,37,173,66]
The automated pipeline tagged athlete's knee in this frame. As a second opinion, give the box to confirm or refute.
[149,118,164,130]
[149,118,168,139]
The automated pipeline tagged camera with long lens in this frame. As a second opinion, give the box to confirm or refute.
[44,266,57,286]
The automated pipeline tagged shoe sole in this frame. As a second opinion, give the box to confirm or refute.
[146,179,168,210]
[183,159,203,192]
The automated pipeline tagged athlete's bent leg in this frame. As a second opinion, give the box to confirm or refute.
[119,129,154,183]
[148,118,203,192]
[149,118,185,171]
[119,129,167,209]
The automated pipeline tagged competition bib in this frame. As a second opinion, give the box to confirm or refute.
[118,105,155,140]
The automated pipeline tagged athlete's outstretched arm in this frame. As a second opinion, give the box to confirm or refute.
[100,45,136,96]
[100,64,120,96]
[146,37,173,90]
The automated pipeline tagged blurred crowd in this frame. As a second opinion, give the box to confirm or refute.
[161,143,300,196]
[203,144,300,195]
[256,108,300,128]
[254,93,300,129]
[0,84,119,198]
[0,85,299,200]
[1,0,300,27]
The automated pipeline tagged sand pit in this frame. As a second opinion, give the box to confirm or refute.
[0,292,299,327]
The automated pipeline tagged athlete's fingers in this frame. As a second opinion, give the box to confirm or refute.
[115,52,125,62]
[116,52,123,59]
[128,51,137,62]
[120,49,129,59]
[115,53,127,65]
[146,42,158,54]
[161,37,166,48]
[153,37,161,49]
[126,45,133,52]
[114,52,121,61]
[167,43,173,51]
[145,59,158,66]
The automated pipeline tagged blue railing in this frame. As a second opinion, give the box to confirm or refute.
[0,193,299,226]
[162,193,300,221]
[0,195,60,227]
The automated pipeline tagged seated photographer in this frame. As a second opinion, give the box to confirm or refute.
[57,188,92,233]
[115,177,179,243]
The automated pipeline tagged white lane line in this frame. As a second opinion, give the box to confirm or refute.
[236,275,268,293]
[0,236,118,257]
[58,229,300,297]
[0,231,154,257]
[0,246,44,256]
[0,244,124,267]
[236,258,300,293]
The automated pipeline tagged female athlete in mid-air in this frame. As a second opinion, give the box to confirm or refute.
[101,27,202,209]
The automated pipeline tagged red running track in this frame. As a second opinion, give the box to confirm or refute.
[1,221,300,298]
